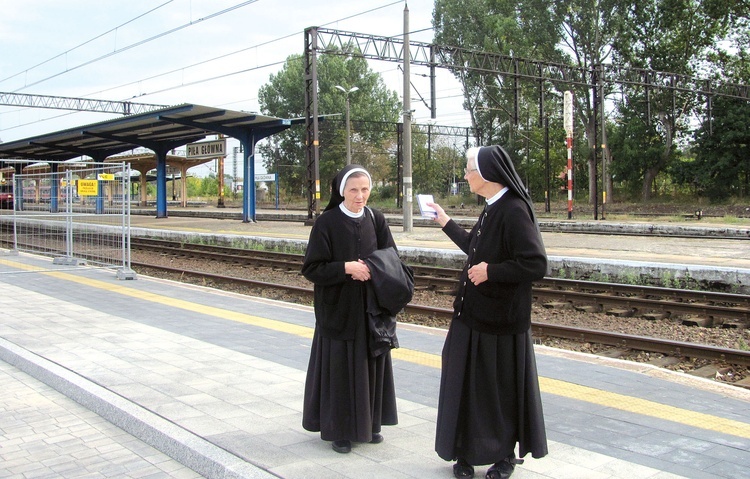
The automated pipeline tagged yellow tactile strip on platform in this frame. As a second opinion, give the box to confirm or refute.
[2,257,749,440]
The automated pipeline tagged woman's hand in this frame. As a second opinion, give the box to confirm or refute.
[426,201,451,227]
[346,259,371,281]
[468,262,489,285]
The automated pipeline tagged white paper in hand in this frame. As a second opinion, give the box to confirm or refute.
[416,194,437,218]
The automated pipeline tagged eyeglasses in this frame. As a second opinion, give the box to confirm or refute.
[464,167,478,175]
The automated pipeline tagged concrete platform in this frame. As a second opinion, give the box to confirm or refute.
[1,251,749,478]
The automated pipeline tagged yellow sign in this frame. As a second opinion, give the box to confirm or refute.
[77,180,99,196]
[98,173,115,181]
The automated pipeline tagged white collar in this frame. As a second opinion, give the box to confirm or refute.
[339,202,365,218]
[486,186,509,205]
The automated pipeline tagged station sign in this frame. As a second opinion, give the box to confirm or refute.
[255,173,276,182]
[186,139,227,159]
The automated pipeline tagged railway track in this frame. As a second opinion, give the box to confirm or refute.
[129,238,750,373]
[131,237,750,327]
[3,234,748,380]
[5,233,748,328]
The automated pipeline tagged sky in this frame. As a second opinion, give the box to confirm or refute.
[0,0,471,176]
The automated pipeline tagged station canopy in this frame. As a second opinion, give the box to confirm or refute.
[0,103,294,166]
[0,103,300,221]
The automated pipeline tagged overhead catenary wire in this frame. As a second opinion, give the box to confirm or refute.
[0,0,176,86]
[2,1,427,112]
[92,1,422,103]
[6,0,262,93]
[0,1,448,138]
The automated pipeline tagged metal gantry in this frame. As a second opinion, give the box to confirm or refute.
[310,27,749,100]
[302,26,750,221]
[0,92,166,115]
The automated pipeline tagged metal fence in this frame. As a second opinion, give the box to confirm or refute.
[0,161,136,279]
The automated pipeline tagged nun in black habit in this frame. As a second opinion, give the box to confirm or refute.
[427,146,548,479]
[301,164,398,454]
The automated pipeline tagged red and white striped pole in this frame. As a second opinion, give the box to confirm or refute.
[563,91,574,219]
[566,136,573,219]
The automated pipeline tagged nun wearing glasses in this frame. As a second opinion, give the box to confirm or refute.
[428,146,549,479]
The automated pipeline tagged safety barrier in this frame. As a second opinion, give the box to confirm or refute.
[0,161,136,279]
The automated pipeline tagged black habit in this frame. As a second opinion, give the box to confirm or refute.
[435,146,549,466]
[301,204,398,443]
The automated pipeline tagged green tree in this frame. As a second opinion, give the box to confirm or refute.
[432,0,750,204]
[184,174,218,198]
[689,96,750,199]
[186,176,203,197]
[433,0,623,205]
[690,3,750,200]
[607,103,670,199]
[257,50,401,201]
[429,142,466,196]
[610,0,749,200]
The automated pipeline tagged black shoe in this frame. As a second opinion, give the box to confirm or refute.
[370,433,384,444]
[453,458,474,478]
[332,440,351,453]
[484,456,523,479]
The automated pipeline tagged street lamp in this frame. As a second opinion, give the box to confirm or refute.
[335,85,359,164]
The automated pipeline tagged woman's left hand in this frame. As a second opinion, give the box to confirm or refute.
[467,262,488,285]
[346,259,371,281]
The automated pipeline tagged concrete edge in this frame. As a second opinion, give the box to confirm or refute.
[0,336,278,479]
[535,345,750,402]
[547,255,750,293]
[125,227,750,293]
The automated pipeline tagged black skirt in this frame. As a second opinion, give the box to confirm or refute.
[302,312,398,442]
[435,320,548,465]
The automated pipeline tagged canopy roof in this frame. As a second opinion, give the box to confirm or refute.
[0,104,293,164]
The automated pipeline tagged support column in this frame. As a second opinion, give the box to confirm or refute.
[240,136,257,223]
[155,150,168,218]
[181,164,188,207]
[95,161,105,215]
[50,163,60,213]
[140,171,148,207]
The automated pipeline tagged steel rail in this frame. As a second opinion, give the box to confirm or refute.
[130,238,750,324]
[131,260,750,368]
[532,323,750,367]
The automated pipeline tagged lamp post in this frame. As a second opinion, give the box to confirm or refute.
[335,85,358,165]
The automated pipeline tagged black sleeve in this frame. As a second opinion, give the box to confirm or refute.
[371,208,396,251]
